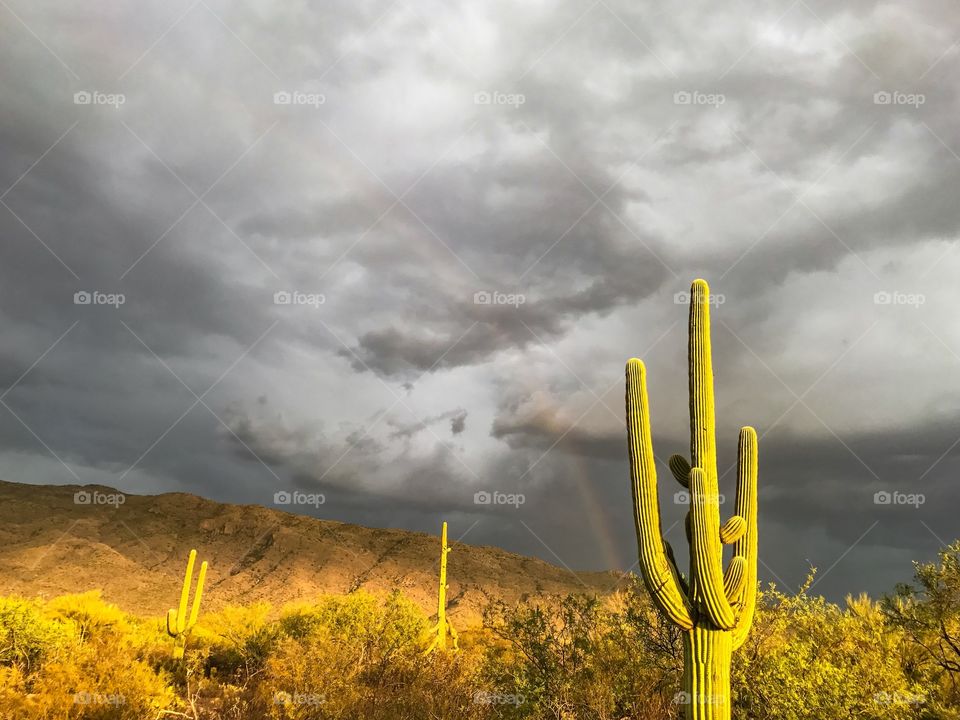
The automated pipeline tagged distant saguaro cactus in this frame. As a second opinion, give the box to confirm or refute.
[425,521,459,653]
[166,548,207,660]
[625,279,758,720]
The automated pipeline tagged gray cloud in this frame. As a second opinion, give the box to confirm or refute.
[1,0,959,602]
[387,406,467,438]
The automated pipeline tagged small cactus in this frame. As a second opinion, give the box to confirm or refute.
[425,521,459,653]
[625,279,758,720]
[166,548,207,660]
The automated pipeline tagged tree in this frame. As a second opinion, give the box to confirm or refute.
[883,541,960,714]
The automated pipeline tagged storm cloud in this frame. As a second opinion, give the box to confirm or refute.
[1,0,959,600]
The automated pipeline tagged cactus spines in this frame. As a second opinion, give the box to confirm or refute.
[425,521,459,653]
[166,548,207,659]
[626,279,758,720]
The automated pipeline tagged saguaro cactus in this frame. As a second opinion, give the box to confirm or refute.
[166,548,207,659]
[625,279,758,720]
[425,521,459,653]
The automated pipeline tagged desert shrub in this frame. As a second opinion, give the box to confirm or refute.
[484,595,597,719]
[20,646,174,720]
[883,541,960,717]
[256,591,469,719]
[601,579,684,718]
[200,602,280,682]
[0,596,70,671]
[414,649,492,720]
[483,574,929,720]
[483,579,682,720]
[46,591,130,644]
[733,577,924,720]
[0,592,174,720]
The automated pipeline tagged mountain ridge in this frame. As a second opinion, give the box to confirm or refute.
[0,479,623,624]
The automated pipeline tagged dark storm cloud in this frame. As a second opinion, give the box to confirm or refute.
[2,0,960,601]
[223,400,500,514]
[388,408,468,439]
[491,398,623,460]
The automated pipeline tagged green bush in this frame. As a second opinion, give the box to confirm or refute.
[0,592,174,719]
[0,596,70,671]
[733,578,925,719]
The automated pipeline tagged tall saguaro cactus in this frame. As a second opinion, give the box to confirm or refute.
[166,548,207,660]
[425,521,459,653]
[625,279,758,720]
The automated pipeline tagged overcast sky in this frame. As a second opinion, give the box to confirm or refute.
[1,0,958,601]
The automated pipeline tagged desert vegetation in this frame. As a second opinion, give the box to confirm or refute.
[0,548,957,719]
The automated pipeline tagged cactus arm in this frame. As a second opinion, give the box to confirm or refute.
[668,455,691,488]
[166,608,179,636]
[689,468,737,630]
[626,358,694,630]
[177,549,196,631]
[731,427,759,650]
[719,515,746,545]
[187,561,207,629]
[688,279,718,486]
[723,555,747,602]
[687,279,732,627]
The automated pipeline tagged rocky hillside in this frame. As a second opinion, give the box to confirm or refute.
[0,480,623,625]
